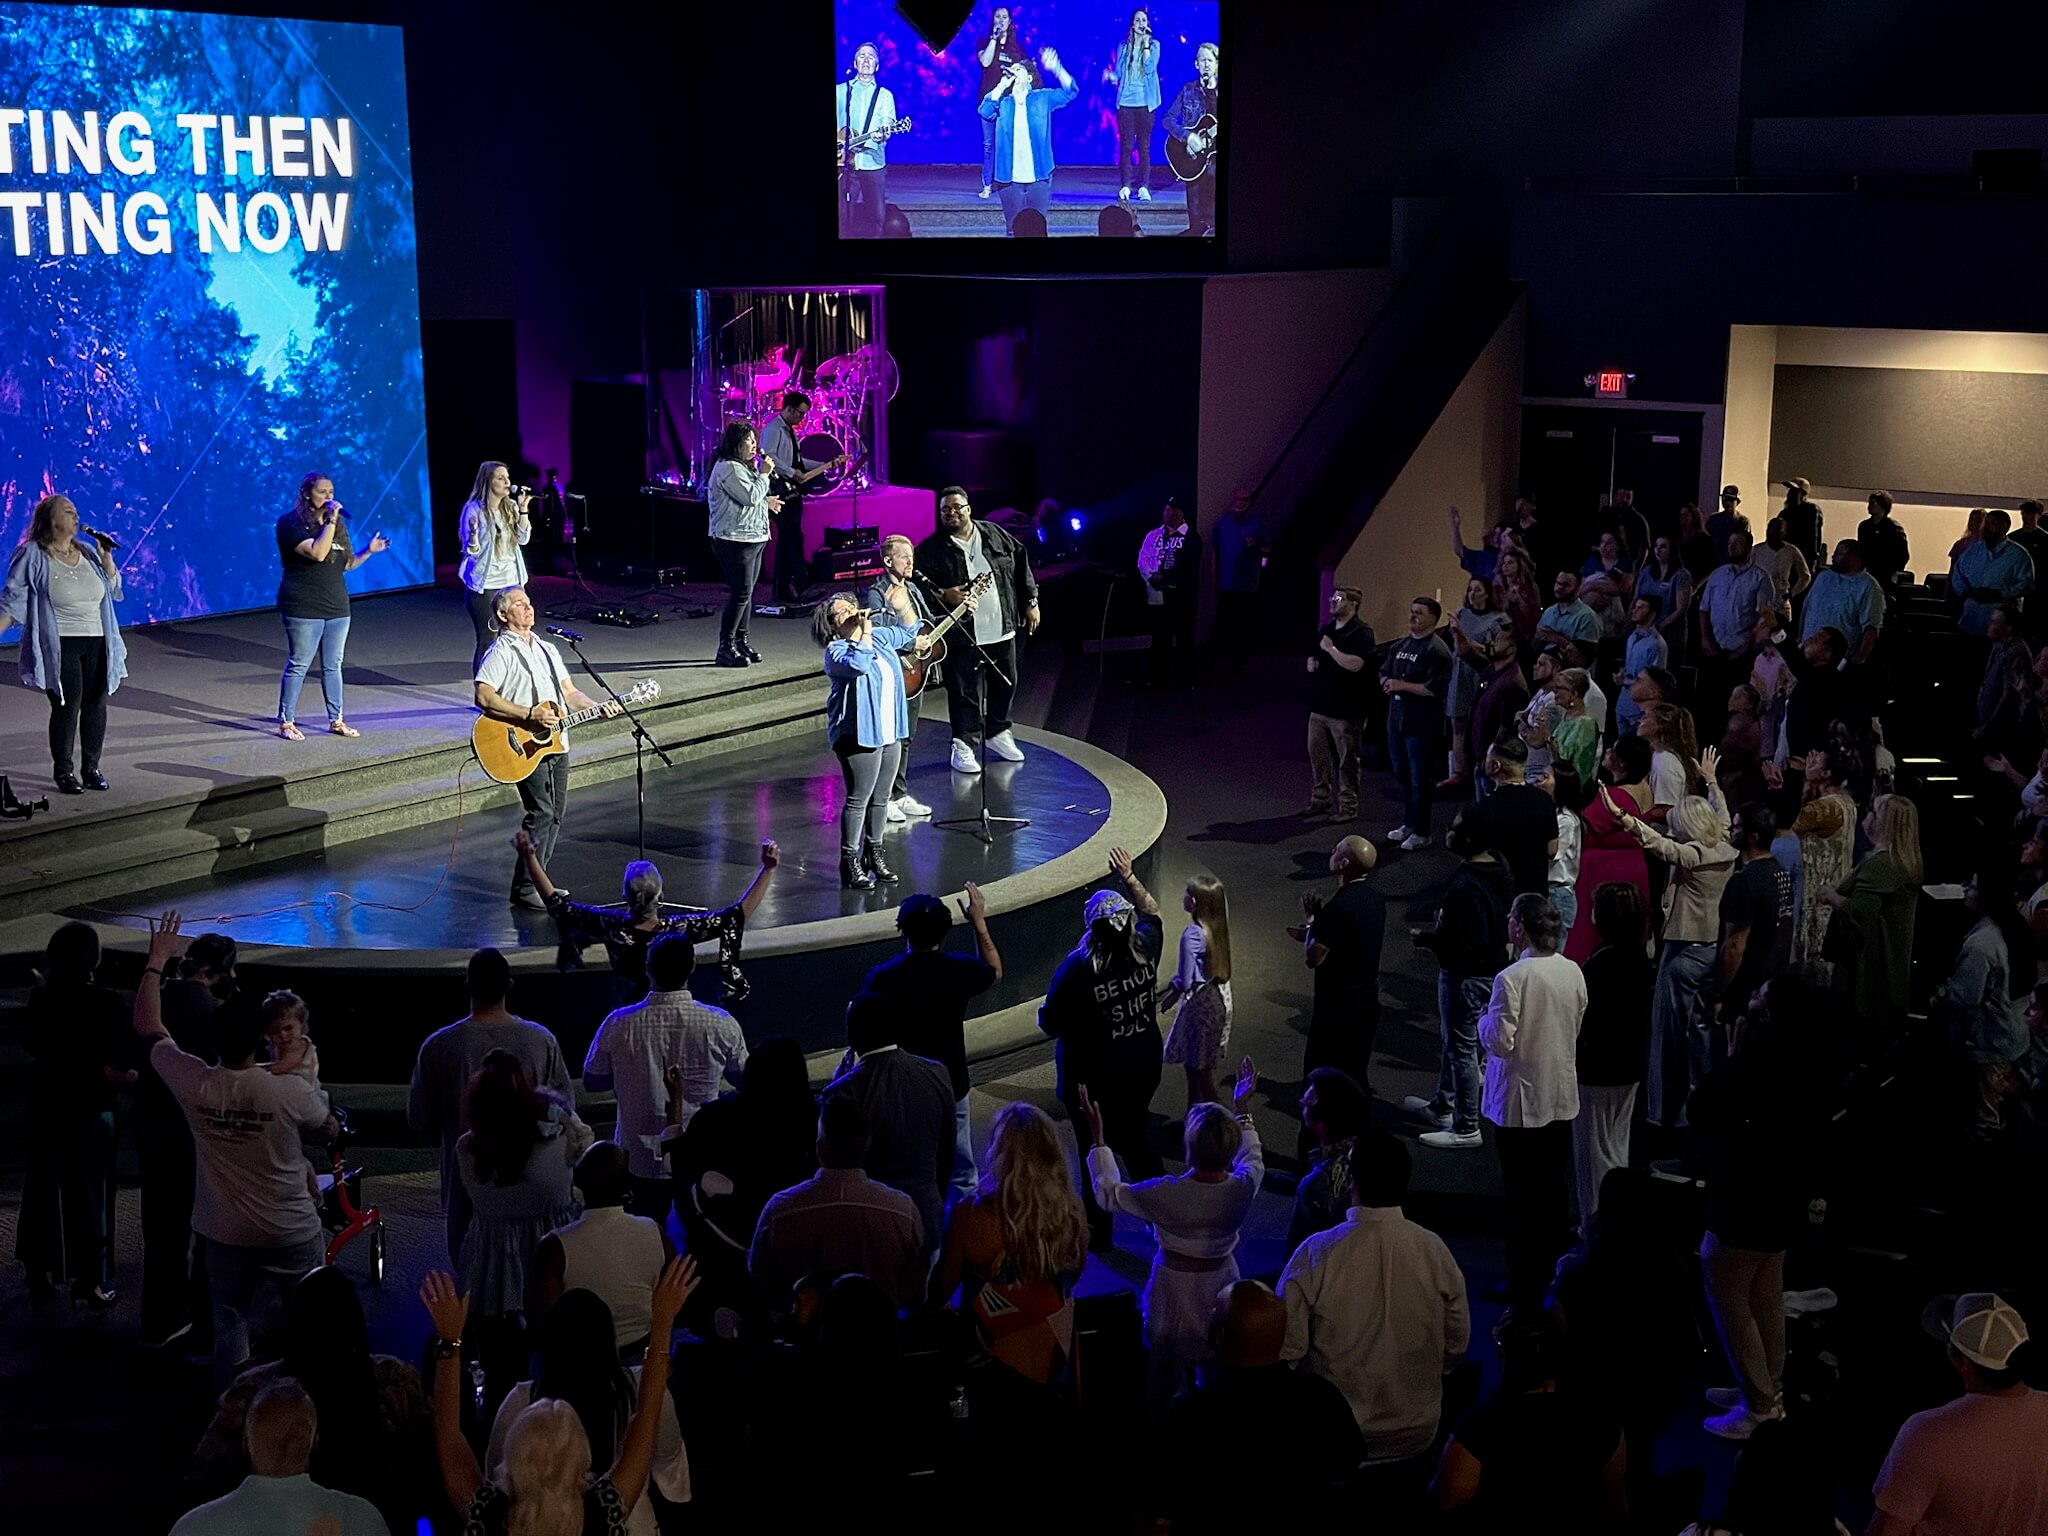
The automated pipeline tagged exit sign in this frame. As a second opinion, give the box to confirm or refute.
[1595,370,1630,398]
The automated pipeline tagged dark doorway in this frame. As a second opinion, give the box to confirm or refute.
[1519,405,1705,564]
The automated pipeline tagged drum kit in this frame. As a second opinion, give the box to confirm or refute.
[718,342,899,497]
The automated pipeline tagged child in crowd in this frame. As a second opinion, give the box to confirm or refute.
[263,990,330,1206]
[1161,874,1235,1107]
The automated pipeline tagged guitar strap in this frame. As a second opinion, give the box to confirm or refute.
[508,635,570,723]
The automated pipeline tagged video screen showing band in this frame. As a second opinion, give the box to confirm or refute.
[0,3,431,626]
[833,1,1222,239]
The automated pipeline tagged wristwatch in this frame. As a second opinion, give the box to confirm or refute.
[430,1336,463,1359]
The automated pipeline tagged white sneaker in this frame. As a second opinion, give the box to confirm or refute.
[1783,1287,1839,1317]
[1400,1094,1452,1128]
[977,184,993,200]
[985,729,1025,762]
[1401,833,1431,852]
[1386,824,1413,843]
[1704,1403,1782,1441]
[1118,186,1131,202]
[1704,1386,1744,1410]
[885,798,908,823]
[894,793,932,817]
[1419,1128,1483,1150]
[1136,185,1153,201]
[950,739,983,774]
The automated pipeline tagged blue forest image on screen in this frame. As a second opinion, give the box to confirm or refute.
[0,3,429,627]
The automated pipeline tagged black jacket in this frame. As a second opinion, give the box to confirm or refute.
[914,517,1038,639]
[1415,857,1514,978]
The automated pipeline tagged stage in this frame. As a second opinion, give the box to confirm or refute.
[873,165,1207,238]
[0,574,1165,1076]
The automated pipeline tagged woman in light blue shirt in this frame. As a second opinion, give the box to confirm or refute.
[705,421,781,668]
[0,493,127,794]
[1104,9,1162,201]
[457,461,532,669]
[814,591,930,889]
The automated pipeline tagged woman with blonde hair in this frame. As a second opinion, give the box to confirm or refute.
[1492,547,1543,647]
[0,492,127,793]
[1550,668,1599,787]
[1084,1057,1262,1404]
[421,1257,696,1535]
[1819,792,1923,1034]
[1786,741,1861,980]
[1161,873,1234,1105]
[930,1102,1091,1412]
[459,461,533,669]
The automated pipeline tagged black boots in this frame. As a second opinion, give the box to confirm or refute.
[841,849,876,889]
[862,838,898,885]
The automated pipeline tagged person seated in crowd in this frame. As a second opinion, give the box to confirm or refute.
[514,827,779,1006]
[662,1036,818,1336]
[582,931,747,1227]
[747,1093,927,1311]
[1289,1067,1372,1249]
[861,886,1002,1203]
[1152,1281,1366,1534]
[1865,1293,2048,1536]
[420,1259,694,1535]
[827,991,957,1259]
[532,1140,672,1355]
[1280,1129,1470,1482]
[191,1264,430,1531]
[408,946,573,1265]
[172,1381,390,1536]
[1430,1308,1627,1531]
[1084,1056,1264,1404]
[487,1288,690,1536]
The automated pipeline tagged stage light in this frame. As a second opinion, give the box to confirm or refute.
[1069,515,1084,532]
[893,0,974,51]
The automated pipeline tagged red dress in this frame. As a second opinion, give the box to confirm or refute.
[1568,782,1651,963]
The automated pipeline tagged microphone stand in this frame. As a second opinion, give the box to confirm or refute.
[927,594,1030,845]
[560,635,673,861]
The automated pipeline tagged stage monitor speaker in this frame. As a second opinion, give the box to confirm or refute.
[927,429,1009,493]
[893,0,972,52]
[1974,147,2042,194]
[824,524,880,553]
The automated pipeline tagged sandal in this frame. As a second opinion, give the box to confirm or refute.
[329,721,361,738]
[278,721,305,741]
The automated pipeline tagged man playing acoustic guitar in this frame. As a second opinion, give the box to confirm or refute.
[475,587,622,909]
[1161,41,1220,237]
[864,534,936,824]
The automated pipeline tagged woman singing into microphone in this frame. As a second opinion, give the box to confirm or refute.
[0,494,127,794]
[813,591,931,889]
[457,461,532,670]
[275,470,390,741]
[706,422,781,669]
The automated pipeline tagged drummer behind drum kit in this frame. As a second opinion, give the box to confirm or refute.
[719,341,900,498]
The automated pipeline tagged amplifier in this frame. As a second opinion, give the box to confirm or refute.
[823,523,880,553]
[816,548,885,583]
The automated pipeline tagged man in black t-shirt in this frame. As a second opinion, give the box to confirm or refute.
[1306,585,1377,820]
[1708,801,1796,1067]
[1468,736,1558,896]
[861,887,1001,1202]
[1295,835,1387,1123]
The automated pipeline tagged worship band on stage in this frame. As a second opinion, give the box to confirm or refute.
[837,12,1221,238]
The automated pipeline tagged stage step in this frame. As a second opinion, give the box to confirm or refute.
[0,666,825,921]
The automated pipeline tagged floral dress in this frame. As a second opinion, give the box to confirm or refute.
[1791,788,1857,980]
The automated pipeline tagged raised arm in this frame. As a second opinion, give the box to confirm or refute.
[735,839,780,918]
[421,1272,483,1515]
[1107,846,1160,916]
[960,881,1003,982]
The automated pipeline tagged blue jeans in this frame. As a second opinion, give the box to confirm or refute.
[278,614,350,725]
[206,1231,328,1392]
[996,179,1051,234]
[1432,973,1489,1134]
[981,113,997,187]
[950,1094,978,1205]
[1648,940,1719,1126]
[1389,728,1435,834]
[1547,884,1578,948]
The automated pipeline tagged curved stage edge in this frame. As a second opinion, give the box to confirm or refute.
[1,728,1166,1080]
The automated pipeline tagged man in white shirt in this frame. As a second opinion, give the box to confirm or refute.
[1479,892,1587,1306]
[1280,1129,1471,1466]
[171,1380,389,1536]
[583,933,748,1228]
[1136,495,1201,688]
[1752,516,1813,621]
[133,913,333,1390]
[474,586,620,908]
[835,43,897,239]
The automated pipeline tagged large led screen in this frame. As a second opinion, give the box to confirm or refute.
[0,3,430,626]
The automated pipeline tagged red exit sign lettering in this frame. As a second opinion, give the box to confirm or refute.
[1596,370,1628,397]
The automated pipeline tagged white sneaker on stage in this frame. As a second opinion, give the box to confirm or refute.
[951,739,983,774]
[986,730,1025,762]
[1136,186,1153,201]
[894,793,932,817]
[886,798,908,823]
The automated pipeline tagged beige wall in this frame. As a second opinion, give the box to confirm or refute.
[1333,297,1527,641]
[1722,324,2048,574]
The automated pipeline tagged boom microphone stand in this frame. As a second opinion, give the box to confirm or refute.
[931,625,1030,845]
[560,634,673,861]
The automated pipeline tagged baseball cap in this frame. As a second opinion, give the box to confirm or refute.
[1782,477,1812,493]
[1922,1291,2030,1370]
[1720,484,1741,501]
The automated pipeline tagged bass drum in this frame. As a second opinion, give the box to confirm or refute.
[799,429,859,496]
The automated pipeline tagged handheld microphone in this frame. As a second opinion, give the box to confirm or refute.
[324,500,351,521]
[510,484,532,498]
[846,65,858,77]
[545,625,585,643]
[80,525,123,550]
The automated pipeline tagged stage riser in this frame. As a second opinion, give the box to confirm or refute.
[0,674,826,921]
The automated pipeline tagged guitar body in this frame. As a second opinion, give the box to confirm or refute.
[1165,114,1219,182]
[472,716,568,785]
[898,629,947,698]
[834,116,913,165]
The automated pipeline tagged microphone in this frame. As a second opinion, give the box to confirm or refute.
[510,484,532,498]
[80,525,122,550]
[846,65,858,77]
[545,625,585,643]
[324,500,351,521]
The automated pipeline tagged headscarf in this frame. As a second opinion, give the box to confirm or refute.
[1082,889,1135,972]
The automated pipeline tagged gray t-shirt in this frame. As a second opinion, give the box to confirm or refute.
[955,528,1013,646]
[152,1037,330,1248]
[407,1016,572,1199]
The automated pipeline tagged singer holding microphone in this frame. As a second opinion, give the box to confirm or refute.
[706,421,780,668]
[863,534,935,822]
[0,494,127,794]
[457,461,533,670]
[814,591,932,889]
[275,470,390,741]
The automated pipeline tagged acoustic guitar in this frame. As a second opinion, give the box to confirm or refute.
[1165,113,1219,181]
[472,678,661,785]
[837,116,913,167]
[898,571,995,699]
